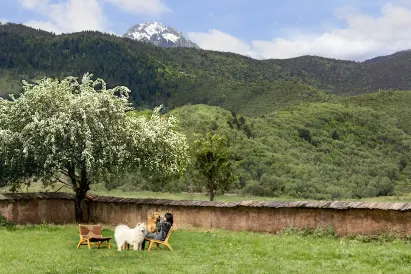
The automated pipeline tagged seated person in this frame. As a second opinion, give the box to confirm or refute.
[142,212,173,250]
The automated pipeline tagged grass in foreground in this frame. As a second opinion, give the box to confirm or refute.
[1,225,411,273]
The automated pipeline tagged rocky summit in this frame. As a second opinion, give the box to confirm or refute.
[123,21,199,48]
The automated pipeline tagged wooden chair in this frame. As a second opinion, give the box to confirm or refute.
[145,226,174,251]
[77,224,112,249]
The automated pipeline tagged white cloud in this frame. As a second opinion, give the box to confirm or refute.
[0,18,9,24]
[188,29,259,57]
[189,3,411,61]
[24,20,61,33]
[20,0,105,34]
[19,0,170,34]
[20,0,48,9]
[104,0,171,15]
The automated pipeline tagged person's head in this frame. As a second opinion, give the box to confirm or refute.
[165,212,173,226]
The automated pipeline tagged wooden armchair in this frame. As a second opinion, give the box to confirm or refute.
[145,226,174,251]
[77,224,112,249]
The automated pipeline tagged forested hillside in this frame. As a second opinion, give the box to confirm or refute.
[1,23,411,116]
[342,90,411,134]
[150,103,411,200]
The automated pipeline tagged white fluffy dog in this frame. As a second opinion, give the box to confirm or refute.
[114,222,147,251]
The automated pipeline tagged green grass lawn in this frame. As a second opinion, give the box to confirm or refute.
[1,225,411,273]
[4,182,411,203]
[90,190,411,203]
[88,189,300,202]
[0,183,303,202]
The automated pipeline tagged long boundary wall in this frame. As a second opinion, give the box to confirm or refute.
[2,192,411,236]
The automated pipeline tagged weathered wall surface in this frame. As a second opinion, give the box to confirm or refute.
[90,204,411,236]
[2,193,411,236]
[0,199,75,224]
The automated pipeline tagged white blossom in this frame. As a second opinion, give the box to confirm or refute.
[0,73,189,189]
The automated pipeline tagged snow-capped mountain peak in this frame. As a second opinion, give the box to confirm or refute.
[123,21,199,48]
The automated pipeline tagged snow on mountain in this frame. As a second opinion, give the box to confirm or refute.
[123,21,199,49]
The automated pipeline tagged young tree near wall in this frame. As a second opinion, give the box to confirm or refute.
[194,133,235,201]
[0,73,189,222]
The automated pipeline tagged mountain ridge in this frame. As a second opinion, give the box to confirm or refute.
[2,23,411,116]
[3,22,411,63]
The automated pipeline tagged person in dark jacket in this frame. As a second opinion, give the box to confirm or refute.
[142,212,173,250]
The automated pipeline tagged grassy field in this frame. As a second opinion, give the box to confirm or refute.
[1,225,411,273]
[0,183,302,202]
[3,182,411,203]
[88,189,301,202]
[88,190,411,203]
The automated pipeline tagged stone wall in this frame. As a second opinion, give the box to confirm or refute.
[2,193,411,236]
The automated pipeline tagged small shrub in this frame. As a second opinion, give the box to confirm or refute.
[311,226,338,238]
[344,232,402,243]
[0,212,15,228]
[280,226,410,243]
[279,225,337,239]
[278,225,300,236]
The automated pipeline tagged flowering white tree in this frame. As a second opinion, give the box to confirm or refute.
[0,73,189,222]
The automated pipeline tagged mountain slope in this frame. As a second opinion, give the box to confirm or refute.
[0,23,328,115]
[271,53,411,95]
[2,23,411,116]
[364,50,411,63]
[123,21,199,48]
[167,104,411,199]
[343,90,411,134]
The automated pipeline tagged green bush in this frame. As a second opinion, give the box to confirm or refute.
[240,180,273,196]
[279,225,337,239]
[344,232,404,243]
[0,212,15,228]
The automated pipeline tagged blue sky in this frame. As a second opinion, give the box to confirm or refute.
[1,0,411,61]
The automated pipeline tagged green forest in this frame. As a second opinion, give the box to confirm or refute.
[2,23,411,199]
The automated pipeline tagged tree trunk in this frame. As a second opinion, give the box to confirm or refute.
[67,164,90,223]
[209,178,215,201]
[209,188,214,201]
[74,189,87,223]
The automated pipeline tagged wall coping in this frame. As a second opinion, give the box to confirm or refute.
[1,192,411,211]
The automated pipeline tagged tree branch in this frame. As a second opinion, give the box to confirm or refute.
[52,174,71,187]
[59,169,69,177]
[87,169,100,182]
[53,184,68,193]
